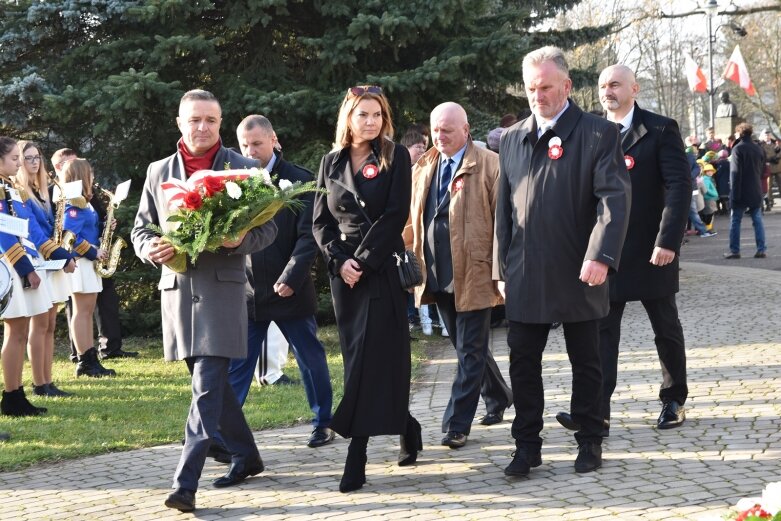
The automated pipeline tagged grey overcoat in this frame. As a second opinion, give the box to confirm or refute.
[495,101,631,323]
[131,145,278,361]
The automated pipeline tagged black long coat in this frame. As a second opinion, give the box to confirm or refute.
[246,151,318,321]
[312,141,412,437]
[730,137,765,209]
[609,105,691,302]
[495,101,631,323]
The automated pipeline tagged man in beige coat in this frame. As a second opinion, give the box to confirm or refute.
[406,102,512,449]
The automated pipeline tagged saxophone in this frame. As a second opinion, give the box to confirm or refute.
[94,184,126,278]
[49,174,76,251]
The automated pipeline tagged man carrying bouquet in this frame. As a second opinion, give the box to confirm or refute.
[131,89,278,513]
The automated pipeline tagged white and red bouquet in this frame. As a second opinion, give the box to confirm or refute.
[148,167,318,272]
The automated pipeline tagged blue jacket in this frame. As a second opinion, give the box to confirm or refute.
[63,203,100,260]
[0,184,71,277]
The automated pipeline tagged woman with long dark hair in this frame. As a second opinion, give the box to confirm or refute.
[313,86,422,493]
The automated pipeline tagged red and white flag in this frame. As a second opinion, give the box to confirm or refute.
[683,53,708,93]
[722,45,756,96]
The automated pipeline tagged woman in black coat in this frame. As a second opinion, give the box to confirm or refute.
[313,86,421,493]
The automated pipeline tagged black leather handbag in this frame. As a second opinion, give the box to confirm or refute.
[393,250,423,290]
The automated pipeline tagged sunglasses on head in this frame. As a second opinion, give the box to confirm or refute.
[348,86,383,97]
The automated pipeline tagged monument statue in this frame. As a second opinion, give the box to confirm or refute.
[716,91,738,118]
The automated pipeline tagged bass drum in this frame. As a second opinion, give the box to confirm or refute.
[0,261,12,315]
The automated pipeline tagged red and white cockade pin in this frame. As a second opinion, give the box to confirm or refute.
[452,178,465,193]
[548,136,563,160]
[624,155,635,170]
[362,164,379,179]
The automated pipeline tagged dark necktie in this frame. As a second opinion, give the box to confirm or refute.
[617,123,625,133]
[438,159,453,205]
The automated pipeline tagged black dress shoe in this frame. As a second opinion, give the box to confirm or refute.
[213,458,264,488]
[555,412,610,437]
[657,400,685,429]
[165,488,195,512]
[755,251,767,258]
[307,427,335,448]
[441,431,467,448]
[207,442,232,464]
[272,374,296,385]
[555,411,580,431]
[479,411,504,426]
[504,447,542,477]
[100,349,139,360]
[574,442,602,473]
[723,252,741,259]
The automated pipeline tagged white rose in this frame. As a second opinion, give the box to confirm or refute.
[225,181,242,200]
[259,168,272,186]
[762,482,781,514]
[278,179,293,190]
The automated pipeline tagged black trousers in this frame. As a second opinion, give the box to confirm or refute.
[68,276,123,360]
[600,295,687,420]
[508,320,603,449]
[435,293,512,435]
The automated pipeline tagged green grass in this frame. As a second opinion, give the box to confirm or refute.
[0,325,430,471]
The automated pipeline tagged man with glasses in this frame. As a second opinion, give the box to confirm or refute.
[51,148,138,361]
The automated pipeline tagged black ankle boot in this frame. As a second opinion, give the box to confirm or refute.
[1,388,43,417]
[398,414,423,466]
[76,347,117,378]
[339,437,368,493]
[18,387,47,414]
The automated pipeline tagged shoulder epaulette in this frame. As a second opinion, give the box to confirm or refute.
[68,196,88,209]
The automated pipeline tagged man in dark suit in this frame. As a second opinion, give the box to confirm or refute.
[228,115,334,448]
[407,102,512,449]
[131,90,277,512]
[495,47,631,477]
[555,64,691,438]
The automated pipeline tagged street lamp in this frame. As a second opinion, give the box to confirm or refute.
[702,0,720,128]
[700,0,748,129]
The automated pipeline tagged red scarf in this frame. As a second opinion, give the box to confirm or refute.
[178,138,221,177]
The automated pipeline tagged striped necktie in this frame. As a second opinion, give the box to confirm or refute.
[438,159,453,205]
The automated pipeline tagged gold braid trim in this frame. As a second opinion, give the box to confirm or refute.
[75,240,91,256]
[3,243,26,265]
[39,239,58,259]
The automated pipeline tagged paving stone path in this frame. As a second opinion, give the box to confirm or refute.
[0,261,779,520]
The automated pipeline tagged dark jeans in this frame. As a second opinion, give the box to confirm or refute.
[600,296,687,420]
[227,316,333,427]
[508,320,603,449]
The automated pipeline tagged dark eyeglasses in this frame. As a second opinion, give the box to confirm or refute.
[24,155,41,163]
[348,86,383,97]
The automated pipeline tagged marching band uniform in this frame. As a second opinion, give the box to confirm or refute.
[63,201,103,294]
[28,192,71,303]
[0,182,71,319]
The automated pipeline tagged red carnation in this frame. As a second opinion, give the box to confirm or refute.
[183,191,203,210]
[202,175,225,197]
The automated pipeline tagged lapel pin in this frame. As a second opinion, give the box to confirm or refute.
[452,178,464,193]
[548,137,563,160]
[362,164,379,179]
[624,155,635,170]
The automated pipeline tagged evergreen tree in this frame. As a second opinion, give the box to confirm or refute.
[0,0,608,177]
